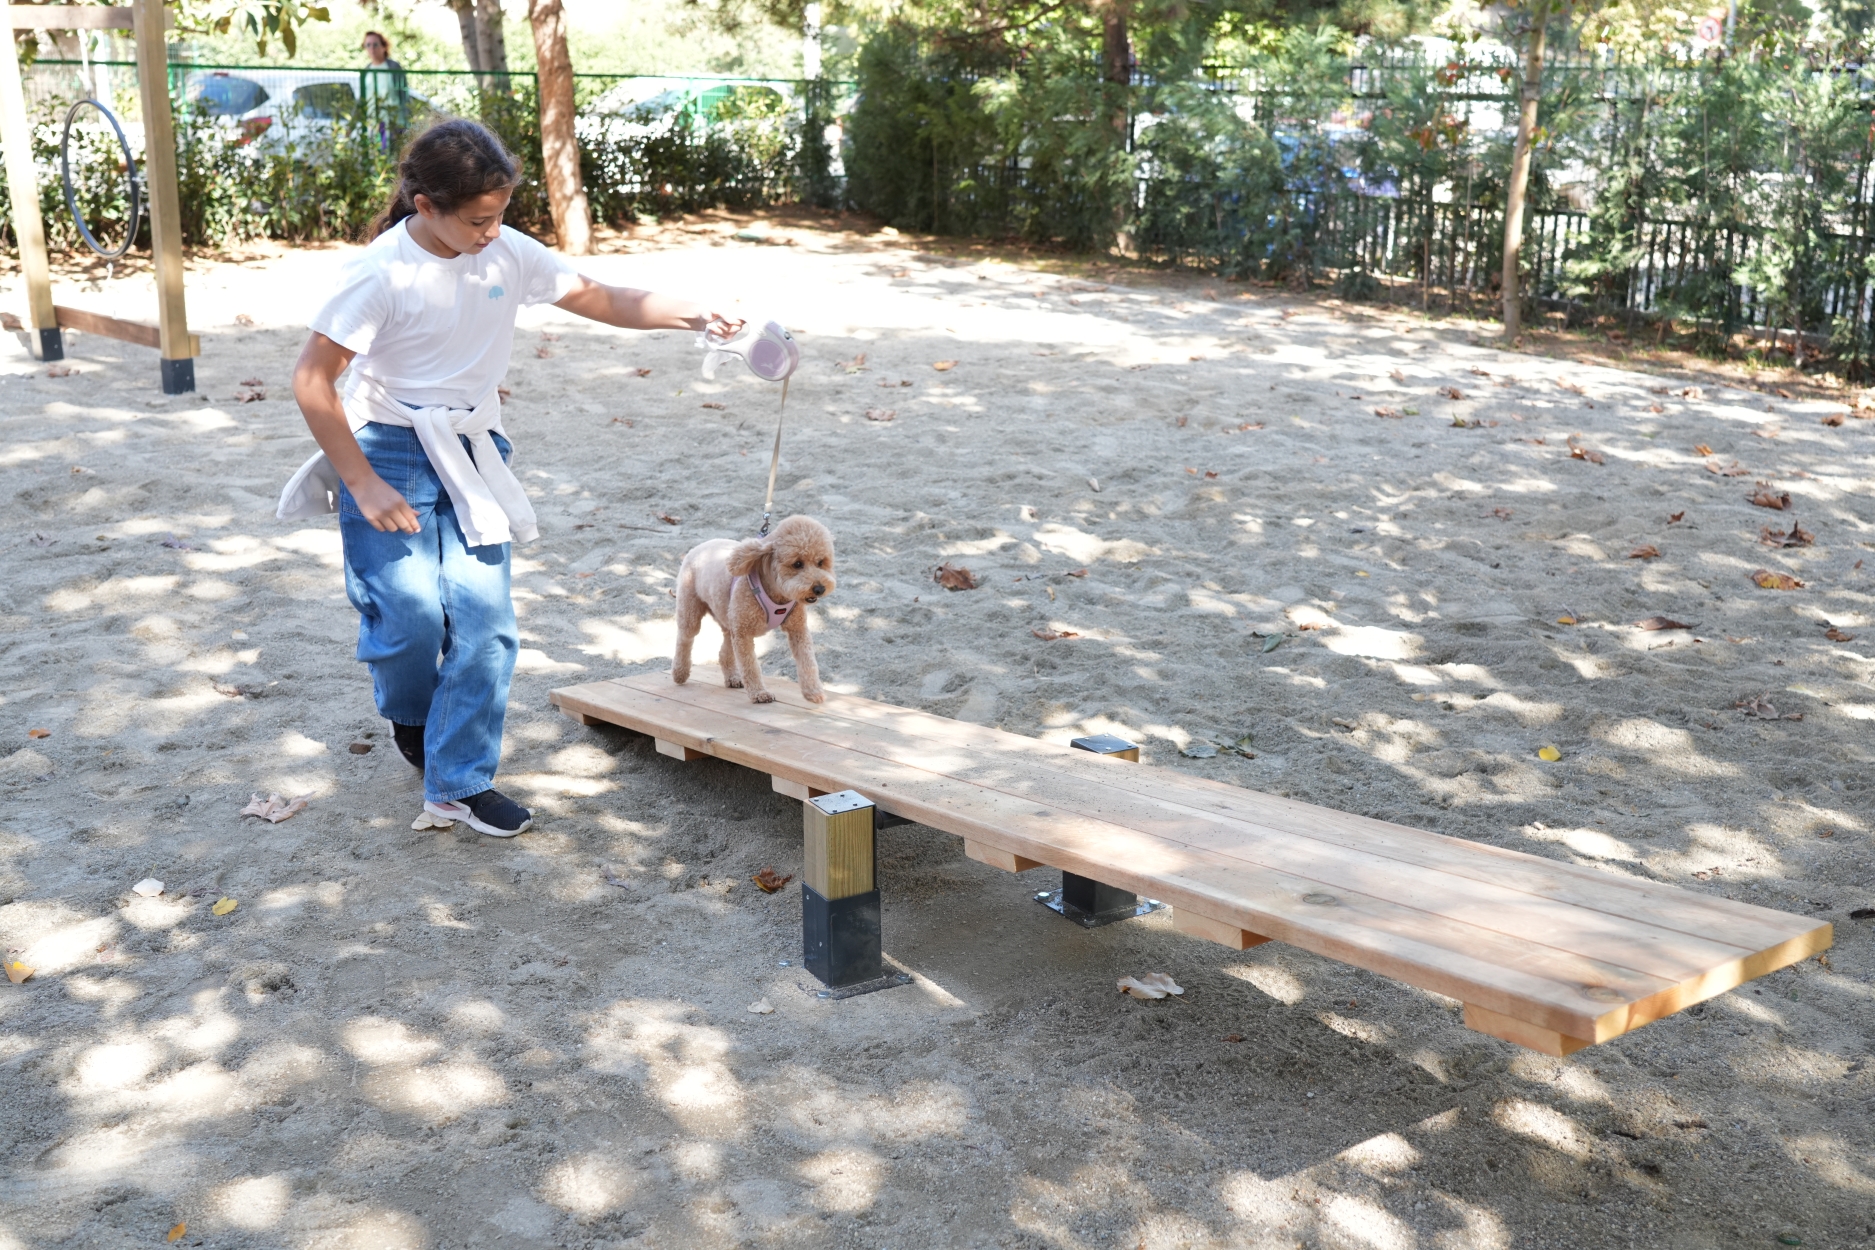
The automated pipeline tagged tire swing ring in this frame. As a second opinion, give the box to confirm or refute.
[60,97,142,261]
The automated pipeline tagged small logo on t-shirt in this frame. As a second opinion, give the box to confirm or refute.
[488,285,505,300]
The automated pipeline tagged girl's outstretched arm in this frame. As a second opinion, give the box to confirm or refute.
[553,276,741,335]
[292,331,421,534]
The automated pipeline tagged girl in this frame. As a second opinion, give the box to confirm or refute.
[284,119,738,837]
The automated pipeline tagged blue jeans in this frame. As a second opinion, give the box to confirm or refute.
[338,422,518,802]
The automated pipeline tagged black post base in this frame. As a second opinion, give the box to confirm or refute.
[37,328,64,362]
[1035,871,1165,928]
[802,882,882,988]
[160,357,196,395]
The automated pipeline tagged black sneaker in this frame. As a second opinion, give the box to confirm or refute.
[391,722,425,770]
[424,789,532,838]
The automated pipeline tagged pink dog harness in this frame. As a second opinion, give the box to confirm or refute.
[748,572,795,630]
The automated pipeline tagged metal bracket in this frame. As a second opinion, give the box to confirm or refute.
[1035,872,1166,928]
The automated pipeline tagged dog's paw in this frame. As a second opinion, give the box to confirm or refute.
[724,674,744,689]
[749,689,776,704]
[802,687,826,704]
[671,670,689,685]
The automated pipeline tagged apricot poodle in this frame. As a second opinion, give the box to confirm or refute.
[672,514,836,704]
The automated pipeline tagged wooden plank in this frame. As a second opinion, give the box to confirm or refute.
[964,841,1043,873]
[6,5,172,30]
[1173,908,1270,951]
[0,21,55,340]
[54,306,199,356]
[550,674,1831,1044]
[653,738,702,762]
[611,672,1793,987]
[771,775,826,801]
[1465,1003,1590,1057]
[132,0,191,367]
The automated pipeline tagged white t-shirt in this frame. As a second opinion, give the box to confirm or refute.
[310,220,579,409]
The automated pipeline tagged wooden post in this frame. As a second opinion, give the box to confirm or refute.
[801,790,881,988]
[1500,0,1549,341]
[131,0,192,393]
[0,14,63,360]
[527,0,591,255]
[1035,734,1157,926]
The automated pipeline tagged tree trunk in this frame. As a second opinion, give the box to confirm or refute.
[447,0,486,76]
[529,0,592,255]
[1501,0,1549,339]
[1101,0,1133,254]
[476,0,510,85]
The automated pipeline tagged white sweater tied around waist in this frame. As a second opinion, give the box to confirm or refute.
[276,375,538,548]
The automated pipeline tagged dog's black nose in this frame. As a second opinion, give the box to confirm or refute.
[812,583,826,597]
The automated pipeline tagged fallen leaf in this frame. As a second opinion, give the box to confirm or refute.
[747,998,775,1014]
[1537,745,1562,762]
[932,360,957,371]
[348,742,373,754]
[1824,627,1856,642]
[1557,616,1577,625]
[1204,470,1219,479]
[1750,427,1780,439]
[1469,366,1491,377]
[233,387,265,403]
[1086,477,1100,492]
[656,513,681,525]
[1822,413,1846,427]
[1760,521,1813,548]
[235,313,255,327]
[239,793,308,823]
[1260,634,1283,652]
[1486,506,1514,520]
[535,346,553,358]
[412,810,455,830]
[1750,569,1804,590]
[753,867,793,893]
[1438,386,1465,400]
[5,960,31,984]
[1117,972,1184,1000]
[1694,444,1715,455]
[132,878,164,897]
[1558,380,1585,395]
[1636,616,1693,631]
[27,728,49,739]
[1775,387,1794,399]
[1372,406,1402,419]
[46,364,72,378]
[1067,568,1088,578]
[1389,369,1406,382]
[167,1224,186,1243]
[211,897,239,916]
[633,367,652,377]
[1176,415,1188,427]
[879,379,912,388]
[1225,1033,1244,1042]
[1647,404,1664,414]
[864,407,896,422]
[1679,386,1704,399]
[609,417,632,426]
[934,562,977,591]
[1737,694,1782,718]
[1566,436,1605,464]
[1749,490,1792,510]
[1668,511,1685,523]
[700,401,725,410]
[1629,545,1660,559]
[1031,628,1079,641]
[1297,621,1325,631]
[1707,459,1749,476]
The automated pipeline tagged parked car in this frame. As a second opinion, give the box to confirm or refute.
[183,69,418,149]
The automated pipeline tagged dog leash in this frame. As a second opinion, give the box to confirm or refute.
[757,376,788,538]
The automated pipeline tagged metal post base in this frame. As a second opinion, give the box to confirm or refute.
[1036,871,1165,928]
[802,882,882,988]
[37,328,64,362]
[160,357,195,394]
[815,971,914,1000]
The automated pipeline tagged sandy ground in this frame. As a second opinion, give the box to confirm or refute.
[1,214,1872,1250]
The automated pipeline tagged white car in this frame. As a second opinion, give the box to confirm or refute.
[183,68,412,150]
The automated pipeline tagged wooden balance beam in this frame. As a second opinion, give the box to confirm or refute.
[550,667,1831,1055]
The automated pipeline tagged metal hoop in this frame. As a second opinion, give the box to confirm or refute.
[60,98,142,261]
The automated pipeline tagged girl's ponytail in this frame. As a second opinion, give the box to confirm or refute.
[369,118,520,239]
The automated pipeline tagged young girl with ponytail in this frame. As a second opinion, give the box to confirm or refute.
[282,119,739,837]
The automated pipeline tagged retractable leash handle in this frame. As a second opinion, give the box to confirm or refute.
[697,319,800,536]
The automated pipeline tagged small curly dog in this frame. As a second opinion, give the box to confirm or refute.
[672,514,836,704]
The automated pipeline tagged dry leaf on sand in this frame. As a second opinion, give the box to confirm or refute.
[753,867,793,893]
[46,364,72,378]
[1629,545,1660,559]
[864,408,896,422]
[836,352,868,373]
[1118,973,1184,1000]
[1736,694,1801,720]
[1822,413,1846,427]
[1032,628,1080,641]
[1537,745,1563,762]
[657,512,681,525]
[632,367,652,377]
[700,401,725,410]
[1668,511,1685,523]
[1706,460,1749,476]
[1750,569,1804,590]
[1693,443,1714,455]
[1067,568,1088,578]
[1636,616,1694,631]
[1438,386,1465,400]
[234,387,265,403]
[240,793,308,823]
[1372,406,1402,419]
[168,1224,186,1243]
[211,897,239,916]
[27,728,49,739]
[5,960,32,984]
[1558,380,1585,395]
[747,999,775,1014]
[535,346,553,358]
[934,562,978,591]
[1749,489,1792,510]
[1824,626,1856,642]
[932,360,958,372]
[1750,426,1780,439]
[133,878,164,897]
[1761,522,1813,548]
[1566,436,1605,464]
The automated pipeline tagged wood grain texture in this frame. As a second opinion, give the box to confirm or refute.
[1173,908,1270,951]
[550,669,1831,1050]
[805,799,873,899]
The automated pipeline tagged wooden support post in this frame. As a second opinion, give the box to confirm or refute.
[1464,1003,1591,1057]
[771,775,827,802]
[801,790,882,989]
[1036,734,1158,926]
[965,841,1043,873]
[131,0,193,394]
[0,15,61,360]
[1172,909,1271,951]
[654,738,703,762]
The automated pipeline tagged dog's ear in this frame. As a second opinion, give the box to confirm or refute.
[725,538,769,577]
